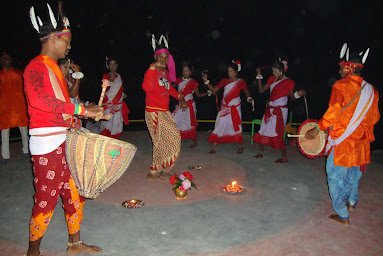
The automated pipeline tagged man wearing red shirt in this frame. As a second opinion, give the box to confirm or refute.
[142,36,185,180]
[25,3,103,255]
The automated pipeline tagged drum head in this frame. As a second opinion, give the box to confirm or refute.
[297,120,328,158]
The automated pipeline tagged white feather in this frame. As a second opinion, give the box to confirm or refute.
[105,57,109,70]
[359,51,363,56]
[47,3,57,29]
[37,16,43,26]
[159,35,169,49]
[340,43,347,59]
[362,48,370,64]
[151,35,156,51]
[29,7,40,32]
[346,48,349,61]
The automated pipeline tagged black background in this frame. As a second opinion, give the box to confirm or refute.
[1,0,382,149]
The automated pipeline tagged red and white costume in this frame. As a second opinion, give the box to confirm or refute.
[208,78,248,144]
[100,73,129,139]
[253,76,295,149]
[172,78,198,140]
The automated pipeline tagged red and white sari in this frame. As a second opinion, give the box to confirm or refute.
[172,78,198,140]
[208,79,248,144]
[100,73,129,139]
[253,76,295,149]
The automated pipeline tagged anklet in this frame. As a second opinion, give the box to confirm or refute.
[67,240,83,247]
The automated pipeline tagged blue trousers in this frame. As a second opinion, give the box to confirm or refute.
[326,151,362,220]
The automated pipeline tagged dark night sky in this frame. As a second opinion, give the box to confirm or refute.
[1,0,382,148]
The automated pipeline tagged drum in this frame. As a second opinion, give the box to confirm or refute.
[296,120,328,159]
[66,129,137,198]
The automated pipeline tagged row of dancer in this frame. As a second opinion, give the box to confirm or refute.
[141,33,306,182]
[171,58,305,162]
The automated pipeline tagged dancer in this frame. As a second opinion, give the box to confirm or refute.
[142,34,185,180]
[203,60,254,154]
[172,62,207,148]
[305,44,380,225]
[25,3,103,255]
[100,57,129,138]
[0,51,29,160]
[253,59,304,163]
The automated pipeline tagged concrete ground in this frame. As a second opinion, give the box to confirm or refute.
[0,131,382,256]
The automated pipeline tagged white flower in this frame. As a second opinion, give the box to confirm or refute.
[181,179,191,190]
[179,174,186,180]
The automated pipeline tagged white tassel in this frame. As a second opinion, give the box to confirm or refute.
[346,48,349,61]
[37,16,43,26]
[29,7,40,33]
[151,34,156,51]
[362,48,370,64]
[47,3,57,29]
[339,43,347,59]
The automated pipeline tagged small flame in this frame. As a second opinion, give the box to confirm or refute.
[231,181,237,187]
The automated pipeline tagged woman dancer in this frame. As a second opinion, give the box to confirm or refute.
[253,59,304,163]
[100,57,129,138]
[203,61,254,154]
[173,63,207,148]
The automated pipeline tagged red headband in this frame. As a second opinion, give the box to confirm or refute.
[339,60,364,69]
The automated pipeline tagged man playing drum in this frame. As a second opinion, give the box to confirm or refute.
[305,44,380,225]
[24,3,103,255]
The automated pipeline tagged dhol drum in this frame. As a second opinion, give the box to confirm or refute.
[289,120,328,159]
[66,129,137,198]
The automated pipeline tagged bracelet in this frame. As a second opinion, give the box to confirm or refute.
[67,240,83,247]
[74,104,80,115]
[204,80,210,85]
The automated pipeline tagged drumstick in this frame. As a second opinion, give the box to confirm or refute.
[287,134,305,137]
[98,79,109,106]
[304,95,309,120]
[95,79,112,121]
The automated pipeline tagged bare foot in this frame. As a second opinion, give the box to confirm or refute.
[236,146,244,154]
[25,252,42,256]
[274,158,288,163]
[67,242,102,254]
[159,171,172,181]
[328,214,350,226]
[209,149,216,154]
[146,172,160,180]
[253,153,263,158]
[188,142,198,148]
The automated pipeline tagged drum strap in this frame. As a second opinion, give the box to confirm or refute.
[339,81,367,114]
